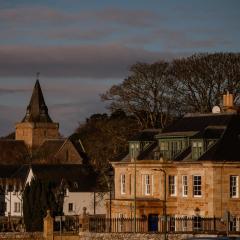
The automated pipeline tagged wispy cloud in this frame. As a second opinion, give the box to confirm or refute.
[0,44,184,78]
[0,6,72,25]
[0,87,28,95]
[0,6,160,27]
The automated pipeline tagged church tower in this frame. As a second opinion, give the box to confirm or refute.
[15,78,60,149]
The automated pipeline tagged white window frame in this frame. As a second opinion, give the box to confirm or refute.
[144,174,151,195]
[230,175,239,198]
[193,175,202,197]
[182,175,188,197]
[14,202,21,213]
[169,175,177,196]
[120,174,126,195]
[129,174,132,195]
[68,203,73,212]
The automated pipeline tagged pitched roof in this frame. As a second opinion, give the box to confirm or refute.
[115,112,240,163]
[0,140,30,165]
[199,115,240,161]
[32,138,88,164]
[0,165,29,179]
[129,129,161,141]
[31,164,99,192]
[191,127,225,139]
[33,139,65,163]
[22,80,53,123]
[161,113,234,134]
[0,165,29,191]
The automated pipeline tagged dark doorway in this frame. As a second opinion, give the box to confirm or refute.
[148,214,158,232]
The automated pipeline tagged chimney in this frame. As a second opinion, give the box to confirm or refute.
[223,91,235,113]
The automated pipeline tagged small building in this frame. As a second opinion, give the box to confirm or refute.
[111,93,240,230]
[0,78,108,220]
[25,165,108,216]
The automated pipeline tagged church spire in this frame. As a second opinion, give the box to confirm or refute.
[22,75,53,123]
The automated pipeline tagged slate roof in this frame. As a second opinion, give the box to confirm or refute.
[161,113,233,134]
[0,165,29,179]
[32,137,89,164]
[0,140,30,165]
[31,164,100,192]
[191,127,225,139]
[33,139,66,163]
[116,112,240,163]
[22,80,53,123]
[199,115,240,161]
[129,129,161,141]
[0,165,29,191]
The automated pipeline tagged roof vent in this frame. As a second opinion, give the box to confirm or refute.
[212,106,221,114]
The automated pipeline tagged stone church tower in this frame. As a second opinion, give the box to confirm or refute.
[15,80,60,149]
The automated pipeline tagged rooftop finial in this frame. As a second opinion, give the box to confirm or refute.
[36,72,40,81]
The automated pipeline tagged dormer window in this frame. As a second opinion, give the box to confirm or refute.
[192,141,204,160]
[160,141,169,151]
[130,143,139,160]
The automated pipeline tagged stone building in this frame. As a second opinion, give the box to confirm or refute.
[0,79,107,218]
[111,93,240,230]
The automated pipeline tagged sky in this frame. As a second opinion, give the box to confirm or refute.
[0,0,239,136]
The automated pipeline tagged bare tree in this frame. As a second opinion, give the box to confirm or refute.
[101,62,178,129]
[171,53,240,113]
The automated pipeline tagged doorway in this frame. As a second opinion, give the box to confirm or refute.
[148,214,158,232]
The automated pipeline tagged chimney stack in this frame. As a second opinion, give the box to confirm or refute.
[223,91,235,113]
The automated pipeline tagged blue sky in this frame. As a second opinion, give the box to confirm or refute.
[0,0,239,136]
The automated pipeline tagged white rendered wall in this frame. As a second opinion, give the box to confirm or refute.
[4,191,22,217]
[63,191,108,216]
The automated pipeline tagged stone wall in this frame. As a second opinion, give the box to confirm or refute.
[79,233,191,240]
[0,232,234,240]
[0,232,43,239]
[112,161,240,218]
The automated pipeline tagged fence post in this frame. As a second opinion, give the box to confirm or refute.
[79,207,89,234]
[43,209,53,240]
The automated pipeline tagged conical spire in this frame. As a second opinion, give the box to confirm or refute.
[22,78,53,123]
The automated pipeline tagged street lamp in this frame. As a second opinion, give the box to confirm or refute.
[153,168,167,240]
[108,169,114,232]
[132,143,139,233]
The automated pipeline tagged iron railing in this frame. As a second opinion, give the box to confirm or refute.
[89,216,240,234]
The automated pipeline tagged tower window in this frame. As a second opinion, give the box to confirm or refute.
[66,150,69,161]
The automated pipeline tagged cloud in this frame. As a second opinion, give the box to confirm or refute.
[0,87,28,95]
[137,28,232,50]
[0,6,72,25]
[0,44,184,78]
[0,6,160,28]
[46,28,115,41]
[94,8,161,27]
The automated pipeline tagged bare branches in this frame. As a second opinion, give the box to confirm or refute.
[102,53,240,128]
[101,61,176,129]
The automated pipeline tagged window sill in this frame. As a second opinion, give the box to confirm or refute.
[193,195,202,198]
